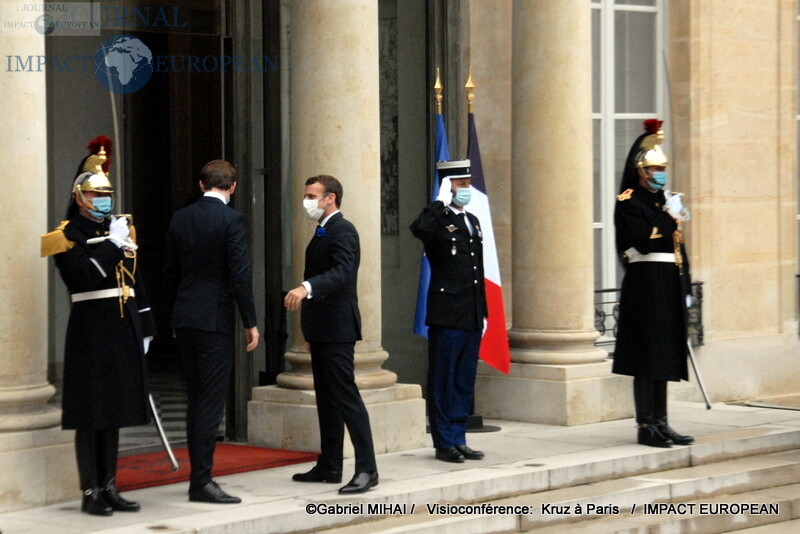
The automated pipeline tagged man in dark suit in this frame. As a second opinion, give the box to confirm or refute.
[164,159,260,503]
[410,160,488,464]
[284,174,378,495]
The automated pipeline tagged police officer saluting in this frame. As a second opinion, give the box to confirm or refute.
[613,120,695,448]
[41,137,155,515]
[410,159,487,463]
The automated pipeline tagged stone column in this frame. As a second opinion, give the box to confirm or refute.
[0,27,75,511]
[248,0,426,455]
[476,0,630,425]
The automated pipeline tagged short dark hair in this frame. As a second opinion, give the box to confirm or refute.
[201,160,237,190]
[305,175,343,207]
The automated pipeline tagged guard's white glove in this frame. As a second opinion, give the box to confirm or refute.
[108,215,130,248]
[664,191,690,222]
[143,336,153,354]
[436,177,453,206]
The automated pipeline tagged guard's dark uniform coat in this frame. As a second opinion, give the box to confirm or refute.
[409,200,487,330]
[612,183,690,382]
[54,214,155,430]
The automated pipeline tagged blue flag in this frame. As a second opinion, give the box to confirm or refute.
[413,113,450,338]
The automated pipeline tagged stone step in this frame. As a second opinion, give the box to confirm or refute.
[5,416,800,534]
[318,451,800,534]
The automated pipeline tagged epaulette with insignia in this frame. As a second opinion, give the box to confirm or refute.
[617,188,633,201]
[40,220,75,257]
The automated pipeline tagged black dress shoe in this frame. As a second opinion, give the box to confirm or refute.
[637,424,673,448]
[455,445,485,460]
[188,481,241,504]
[292,466,342,483]
[338,472,379,495]
[100,484,140,512]
[657,422,695,445]
[435,447,465,463]
[82,488,113,516]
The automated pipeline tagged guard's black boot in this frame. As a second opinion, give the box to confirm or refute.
[656,419,694,445]
[98,430,139,511]
[637,424,673,448]
[75,431,112,515]
[82,484,113,516]
[100,480,140,512]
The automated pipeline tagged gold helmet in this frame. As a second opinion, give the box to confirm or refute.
[66,136,115,219]
[636,120,668,170]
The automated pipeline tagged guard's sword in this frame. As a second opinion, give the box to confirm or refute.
[687,339,712,409]
[148,393,179,472]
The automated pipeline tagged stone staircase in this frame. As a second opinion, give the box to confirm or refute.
[315,426,800,534]
[3,403,800,534]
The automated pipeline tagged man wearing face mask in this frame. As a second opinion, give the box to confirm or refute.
[163,159,259,504]
[42,136,155,516]
[613,119,694,449]
[409,159,488,463]
[284,175,378,495]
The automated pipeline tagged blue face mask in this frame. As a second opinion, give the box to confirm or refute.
[452,187,472,207]
[87,196,113,219]
[647,171,668,191]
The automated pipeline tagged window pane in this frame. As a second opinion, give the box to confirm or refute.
[593,119,602,221]
[616,0,656,6]
[615,119,643,190]
[592,8,601,113]
[614,11,656,112]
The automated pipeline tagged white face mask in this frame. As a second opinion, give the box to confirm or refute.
[303,197,325,221]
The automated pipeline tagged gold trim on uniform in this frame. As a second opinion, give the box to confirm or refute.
[650,227,662,239]
[40,221,75,257]
[617,189,633,201]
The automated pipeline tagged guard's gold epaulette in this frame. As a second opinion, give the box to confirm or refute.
[129,223,137,244]
[40,220,74,257]
[617,188,633,201]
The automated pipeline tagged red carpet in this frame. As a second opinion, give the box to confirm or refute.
[117,444,319,491]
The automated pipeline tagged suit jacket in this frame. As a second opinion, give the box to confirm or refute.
[163,196,257,334]
[410,200,487,331]
[300,212,362,343]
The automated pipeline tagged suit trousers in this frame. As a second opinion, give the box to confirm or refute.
[427,326,482,449]
[176,328,234,488]
[309,341,377,474]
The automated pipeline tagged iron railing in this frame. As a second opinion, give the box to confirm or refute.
[594,281,704,354]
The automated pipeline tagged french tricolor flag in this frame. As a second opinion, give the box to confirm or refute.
[467,112,511,374]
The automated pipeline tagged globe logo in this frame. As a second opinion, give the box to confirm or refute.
[35,14,56,36]
[94,35,153,95]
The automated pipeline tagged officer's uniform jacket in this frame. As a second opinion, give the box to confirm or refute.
[410,200,487,331]
[44,214,155,430]
[612,183,690,382]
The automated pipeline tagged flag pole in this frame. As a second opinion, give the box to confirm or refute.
[465,66,475,114]
[464,67,498,433]
[435,67,443,115]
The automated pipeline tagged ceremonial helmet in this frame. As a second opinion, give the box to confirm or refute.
[618,119,667,194]
[66,136,114,219]
[636,120,668,171]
